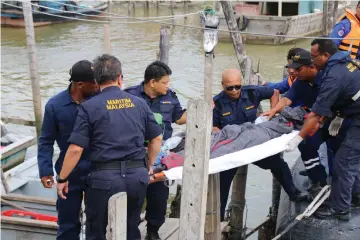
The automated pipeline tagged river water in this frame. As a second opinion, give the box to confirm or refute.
[1,2,309,236]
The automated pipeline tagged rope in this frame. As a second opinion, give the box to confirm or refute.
[3,2,360,40]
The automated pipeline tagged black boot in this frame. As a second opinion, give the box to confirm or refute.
[146,230,161,240]
[314,207,351,221]
[289,189,308,202]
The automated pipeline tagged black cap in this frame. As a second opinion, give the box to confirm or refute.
[286,50,313,69]
[69,60,95,82]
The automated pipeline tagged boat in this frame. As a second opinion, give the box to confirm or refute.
[1,122,36,172]
[216,0,352,44]
[1,0,109,28]
[1,156,60,240]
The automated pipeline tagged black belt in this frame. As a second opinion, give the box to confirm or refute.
[92,159,146,171]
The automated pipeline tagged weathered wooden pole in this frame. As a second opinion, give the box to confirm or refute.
[170,1,176,26]
[178,99,213,240]
[104,24,111,54]
[127,1,131,16]
[322,0,337,36]
[145,1,150,17]
[203,42,220,240]
[184,1,188,20]
[156,1,160,16]
[106,192,127,240]
[159,25,170,65]
[22,0,42,139]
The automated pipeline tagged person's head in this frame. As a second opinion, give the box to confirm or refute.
[69,60,98,98]
[144,61,172,96]
[93,54,123,89]
[356,1,360,17]
[286,48,305,80]
[221,69,242,100]
[286,50,318,81]
[310,39,338,70]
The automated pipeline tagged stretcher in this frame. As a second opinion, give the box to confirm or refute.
[149,130,299,184]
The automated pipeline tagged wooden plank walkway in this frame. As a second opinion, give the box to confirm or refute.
[139,218,179,240]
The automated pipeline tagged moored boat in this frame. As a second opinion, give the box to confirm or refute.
[1,0,108,28]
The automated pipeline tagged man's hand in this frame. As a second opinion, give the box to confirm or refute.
[285,135,303,152]
[148,166,154,176]
[41,176,54,188]
[212,127,221,133]
[57,181,69,200]
[261,109,276,120]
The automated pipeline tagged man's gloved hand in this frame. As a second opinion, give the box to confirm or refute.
[285,135,303,152]
[328,116,344,136]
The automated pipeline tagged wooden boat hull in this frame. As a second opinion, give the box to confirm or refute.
[1,136,36,172]
[218,10,343,45]
[1,2,108,28]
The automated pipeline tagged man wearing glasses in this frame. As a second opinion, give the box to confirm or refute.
[286,39,360,220]
[213,68,307,221]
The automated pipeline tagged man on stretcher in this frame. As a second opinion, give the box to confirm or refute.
[150,69,309,221]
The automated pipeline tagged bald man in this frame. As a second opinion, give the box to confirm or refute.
[213,69,307,221]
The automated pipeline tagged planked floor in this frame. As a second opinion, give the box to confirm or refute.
[139,218,179,240]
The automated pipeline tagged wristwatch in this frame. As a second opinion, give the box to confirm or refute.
[56,175,68,183]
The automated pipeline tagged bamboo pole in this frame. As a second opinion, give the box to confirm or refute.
[104,24,111,54]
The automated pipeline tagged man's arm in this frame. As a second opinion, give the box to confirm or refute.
[265,77,290,94]
[175,111,186,125]
[270,89,280,109]
[37,102,56,188]
[262,97,292,119]
[212,100,221,132]
[57,105,91,199]
[172,93,187,125]
[329,19,350,47]
[144,104,163,171]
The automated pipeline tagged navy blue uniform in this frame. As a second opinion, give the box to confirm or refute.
[311,52,360,212]
[68,86,162,240]
[124,82,185,233]
[125,82,185,140]
[38,85,90,240]
[213,85,298,220]
[285,72,328,186]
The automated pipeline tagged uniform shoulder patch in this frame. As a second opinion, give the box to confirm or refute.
[338,29,344,37]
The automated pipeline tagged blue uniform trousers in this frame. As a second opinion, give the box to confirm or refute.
[220,154,296,221]
[56,179,86,240]
[330,124,360,212]
[145,182,169,232]
[298,131,327,186]
[85,166,149,240]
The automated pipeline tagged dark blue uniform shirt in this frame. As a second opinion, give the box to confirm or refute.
[68,86,162,162]
[312,52,360,123]
[124,82,186,140]
[37,85,90,178]
[285,72,323,109]
[213,85,274,129]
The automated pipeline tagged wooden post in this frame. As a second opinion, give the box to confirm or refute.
[278,0,282,17]
[104,24,111,54]
[132,1,136,16]
[106,192,127,240]
[22,0,42,139]
[203,50,221,240]
[178,99,213,240]
[220,1,246,75]
[145,1,150,17]
[170,1,176,26]
[127,1,131,16]
[159,25,170,65]
[322,0,337,36]
[184,1,188,20]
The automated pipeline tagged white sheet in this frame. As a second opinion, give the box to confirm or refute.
[163,131,299,180]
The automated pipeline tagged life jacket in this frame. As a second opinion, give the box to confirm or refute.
[337,9,360,59]
[287,76,295,87]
